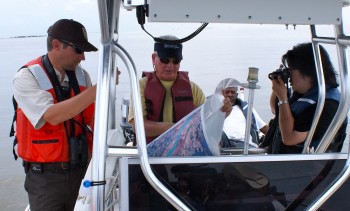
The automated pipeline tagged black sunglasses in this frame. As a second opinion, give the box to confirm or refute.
[61,40,84,54]
[159,58,181,65]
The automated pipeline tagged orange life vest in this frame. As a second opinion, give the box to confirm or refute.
[143,71,195,143]
[16,56,94,163]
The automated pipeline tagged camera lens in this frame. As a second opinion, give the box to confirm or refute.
[268,67,290,83]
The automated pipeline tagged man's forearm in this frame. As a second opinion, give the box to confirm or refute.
[43,85,96,125]
[143,119,174,137]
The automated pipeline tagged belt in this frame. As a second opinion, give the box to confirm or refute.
[23,162,72,174]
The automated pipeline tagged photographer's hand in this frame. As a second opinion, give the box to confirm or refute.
[272,76,288,101]
[272,75,305,146]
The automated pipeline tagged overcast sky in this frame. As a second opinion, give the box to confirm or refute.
[1,0,101,38]
[1,0,349,38]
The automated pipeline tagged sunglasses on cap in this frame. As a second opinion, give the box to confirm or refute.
[60,40,84,54]
[159,58,181,65]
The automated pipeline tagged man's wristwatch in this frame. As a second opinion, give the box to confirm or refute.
[278,99,289,107]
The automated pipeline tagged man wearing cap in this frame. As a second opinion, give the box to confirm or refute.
[221,79,269,148]
[13,19,98,210]
[128,35,206,143]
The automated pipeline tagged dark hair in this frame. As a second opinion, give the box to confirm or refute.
[47,36,69,51]
[282,42,338,88]
[47,36,54,51]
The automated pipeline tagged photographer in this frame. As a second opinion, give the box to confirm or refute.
[264,43,346,154]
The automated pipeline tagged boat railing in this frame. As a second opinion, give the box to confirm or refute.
[306,21,350,210]
[113,42,191,210]
[92,0,350,210]
[92,0,127,209]
[315,24,350,153]
[307,148,350,210]
[92,0,190,209]
[302,28,327,153]
[302,23,350,153]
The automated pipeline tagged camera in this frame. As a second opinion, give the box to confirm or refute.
[268,66,290,84]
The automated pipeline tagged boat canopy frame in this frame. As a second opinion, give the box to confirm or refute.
[91,0,350,210]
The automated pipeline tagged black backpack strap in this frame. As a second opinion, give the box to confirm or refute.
[9,96,17,137]
[12,137,18,160]
[10,64,32,137]
[10,96,18,160]
[10,65,30,160]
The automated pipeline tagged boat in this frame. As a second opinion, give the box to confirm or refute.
[52,0,350,210]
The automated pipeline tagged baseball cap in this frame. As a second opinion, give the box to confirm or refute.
[47,19,98,52]
[154,42,183,60]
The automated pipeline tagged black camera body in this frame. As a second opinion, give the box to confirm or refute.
[268,67,290,84]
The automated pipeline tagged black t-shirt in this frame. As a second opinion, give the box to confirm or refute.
[268,93,346,154]
[293,99,340,142]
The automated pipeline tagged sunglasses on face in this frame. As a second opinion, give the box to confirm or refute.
[61,40,84,54]
[159,58,181,65]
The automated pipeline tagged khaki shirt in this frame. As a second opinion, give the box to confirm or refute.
[128,77,205,123]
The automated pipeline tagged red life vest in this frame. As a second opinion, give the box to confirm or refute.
[143,71,196,143]
[16,56,95,163]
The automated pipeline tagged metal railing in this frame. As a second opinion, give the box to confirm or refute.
[91,0,350,210]
[306,23,350,210]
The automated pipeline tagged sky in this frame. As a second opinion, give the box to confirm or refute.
[1,0,350,39]
[0,0,101,38]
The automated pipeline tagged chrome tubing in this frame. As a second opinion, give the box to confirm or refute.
[243,78,258,155]
[108,147,138,157]
[313,36,350,46]
[113,43,190,210]
[302,26,326,153]
[243,87,255,155]
[98,0,111,45]
[92,0,119,210]
[307,23,350,210]
[316,24,350,153]
[92,39,111,209]
[119,158,129,211]
[307,147,350,210]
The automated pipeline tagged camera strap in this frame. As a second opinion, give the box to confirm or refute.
[66,70,90,168]
[42,54,66,102]
[42,54,73,138]
[43,55,90,168]
[66,70,87,133]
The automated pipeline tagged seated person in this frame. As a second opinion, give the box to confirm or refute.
[220,79,269,148]
[128,35,232,144]
[266,43,347,154]
[147,78,234,157]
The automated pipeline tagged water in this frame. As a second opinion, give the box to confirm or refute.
[1,23,342,210]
